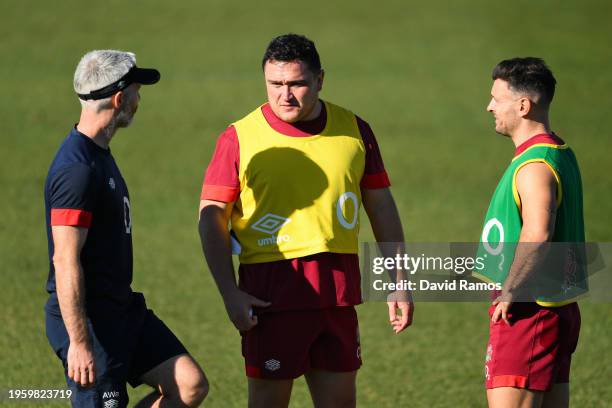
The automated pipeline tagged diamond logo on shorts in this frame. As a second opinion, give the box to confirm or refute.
[104,399,119,408]
[264,359,281,371]
[251,213,291,235]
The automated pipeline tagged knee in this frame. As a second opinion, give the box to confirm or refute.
[328,395,356,408]
[319,392,356,408]
[340,395,357,408]
[180,372,208,407]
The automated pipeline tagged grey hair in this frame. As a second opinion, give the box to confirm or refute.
[73,50,136,110]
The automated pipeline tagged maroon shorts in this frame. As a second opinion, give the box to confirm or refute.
[485,302,581,391]
[242,306,362,379]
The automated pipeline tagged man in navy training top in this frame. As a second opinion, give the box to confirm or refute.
[44,50,207,408]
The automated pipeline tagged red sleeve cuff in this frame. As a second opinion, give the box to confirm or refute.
[200,184,240,202]
[50,208,92,228]
[360,171,391,189]
[491,375,528,389]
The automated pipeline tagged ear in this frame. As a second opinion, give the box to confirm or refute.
[317,69,325,92]
[518,97,532,118]
[111,91,123,109]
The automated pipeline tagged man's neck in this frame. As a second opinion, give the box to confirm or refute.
[301,100,323,122]
[510,120,551,148]
[76,110,117,149]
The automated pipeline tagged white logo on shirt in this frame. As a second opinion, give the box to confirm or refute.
[481,218,504,255]
[251,213,291,246]
[108,178,116,190]
[336,192,358,229]
[251,213,291,235]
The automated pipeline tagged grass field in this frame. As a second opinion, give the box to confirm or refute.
[1,1,611,406]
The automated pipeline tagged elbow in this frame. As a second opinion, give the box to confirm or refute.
[52,253,69,270]
[521,229,553,244]
[198,217,209,241]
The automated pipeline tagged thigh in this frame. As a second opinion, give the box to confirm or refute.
[541,383,569,408]
[248,377,294,408]
[137,353,205,397]
[242,310,322,379]
[554,303,581,384]
[304,369,357,408]
[485,303,560,392]
[46,312,130,408]
[310,306,361,373]
[128,309,188,387]
[66,378,128,408]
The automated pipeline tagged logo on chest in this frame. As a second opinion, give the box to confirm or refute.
[251,213,291,247]
[108,177,116,190]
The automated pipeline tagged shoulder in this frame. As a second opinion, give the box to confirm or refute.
[324,100,358,118]
[50,132,97,171]
[217,125,239,144]
[47,162,96,192]
[233,105,266,126]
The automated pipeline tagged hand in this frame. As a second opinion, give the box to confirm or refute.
[387,291,414,334]
[491,294,513,326]
[67,340,95,387]
[224,289,271,331]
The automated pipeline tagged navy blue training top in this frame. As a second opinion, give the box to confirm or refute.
[45,127,134,314]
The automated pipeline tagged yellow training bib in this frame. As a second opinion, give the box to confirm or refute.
[232,101,365,264]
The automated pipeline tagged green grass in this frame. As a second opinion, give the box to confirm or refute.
[1,1,611,406]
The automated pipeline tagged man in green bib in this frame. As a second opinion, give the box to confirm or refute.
[478,58,586,408]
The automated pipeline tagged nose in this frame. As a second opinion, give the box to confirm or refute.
[281,85,292,100]
[486,98,495,112]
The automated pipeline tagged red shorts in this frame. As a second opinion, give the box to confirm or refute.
[242,306,362,379]
[485,302,581,391]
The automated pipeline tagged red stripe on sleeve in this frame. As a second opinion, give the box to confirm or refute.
[200,185,240,202]
[50,208,92,227]
[360,171,391,189]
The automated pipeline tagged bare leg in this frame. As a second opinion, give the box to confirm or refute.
[487,387,544,408]
[248,377,293,408]
[305,369,357,408]
[134,354,208,408]
[541,383,569,408]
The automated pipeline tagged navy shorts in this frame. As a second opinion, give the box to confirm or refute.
[45,293,187,408]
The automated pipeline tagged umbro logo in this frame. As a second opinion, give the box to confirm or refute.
[251,213,290,235]
[264,359,280,371]
[108,177,116,190]
[103,398,119,408]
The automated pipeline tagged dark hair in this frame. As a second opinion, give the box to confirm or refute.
[492,57,556,106]
[262,34,321,73]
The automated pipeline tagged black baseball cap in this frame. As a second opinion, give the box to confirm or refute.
[76,65,160,100]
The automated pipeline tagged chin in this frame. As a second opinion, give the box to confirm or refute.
[116,112,135,128]
[278,112,300,123]
[495,128,511,137]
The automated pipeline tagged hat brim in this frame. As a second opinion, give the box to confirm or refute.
[132,67,160,85]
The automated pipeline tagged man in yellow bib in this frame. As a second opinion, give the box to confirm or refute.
[198,34,412,407]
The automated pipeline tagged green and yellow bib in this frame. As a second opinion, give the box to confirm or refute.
[475,140,587,306]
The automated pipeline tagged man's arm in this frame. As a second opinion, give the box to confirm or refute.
[198,200,270,331]
[492,162,557,324]
[362,187,414,333]
[52,225,95,387]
